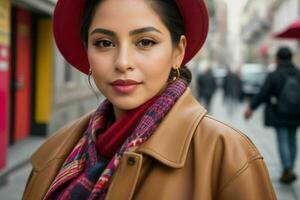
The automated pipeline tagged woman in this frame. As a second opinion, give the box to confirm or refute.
[23,0,276,199]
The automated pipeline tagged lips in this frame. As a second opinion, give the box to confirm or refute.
[111,79,141,86]
[110,79,141,94]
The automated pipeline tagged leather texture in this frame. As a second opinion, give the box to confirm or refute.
[22,89,276,200]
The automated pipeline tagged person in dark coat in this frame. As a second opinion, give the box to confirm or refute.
[223,67,241,114]
[223,68,241,101]
[197,68,217,112]
[244,47,300,184]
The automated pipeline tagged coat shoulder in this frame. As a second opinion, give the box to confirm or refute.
[197,115,261,156]
[193,115,266,191]
[31,111,93,171]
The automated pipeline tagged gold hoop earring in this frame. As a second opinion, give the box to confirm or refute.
[172,67,180,81]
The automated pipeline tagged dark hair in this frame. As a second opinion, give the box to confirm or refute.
[168,66,192,85]
[80,0,191,84]
[276,46,293,61]
[149,0,184,46]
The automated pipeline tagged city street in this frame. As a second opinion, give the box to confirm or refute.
[0,90,299,200]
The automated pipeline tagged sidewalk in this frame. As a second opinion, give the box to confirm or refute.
[0,136,45,186]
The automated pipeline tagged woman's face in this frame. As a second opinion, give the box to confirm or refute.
[88,0,186,118]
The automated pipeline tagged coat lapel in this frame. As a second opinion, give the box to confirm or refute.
[136,88,207,168]
[105,89,207,200]
[27,111,92,200]
[31,111,92,171]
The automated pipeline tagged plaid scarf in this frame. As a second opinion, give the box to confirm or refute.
[44,79,187,200]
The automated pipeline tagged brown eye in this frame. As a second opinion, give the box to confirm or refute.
[94,40,115,48]
[137,39,156,48]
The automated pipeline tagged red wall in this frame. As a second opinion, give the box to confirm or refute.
[0,45,10,169]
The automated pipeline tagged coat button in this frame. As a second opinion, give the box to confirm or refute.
[127,156,136,166]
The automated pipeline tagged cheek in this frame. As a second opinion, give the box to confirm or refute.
[137,47,173,77]
[88,52,110,77]
[144,55,172,79]
[88,57,107,92]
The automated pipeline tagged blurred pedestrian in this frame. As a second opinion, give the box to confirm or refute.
[223,67,241,114]
[197,66,217,111]
[244,46,300,184]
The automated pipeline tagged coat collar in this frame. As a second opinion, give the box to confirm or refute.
[136,88,207,168]
[31,111,93,171]
[31,88,206,170]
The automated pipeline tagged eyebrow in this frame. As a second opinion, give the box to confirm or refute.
[90,26,162,36]
[91,28,116,37]
[129,27,162,35]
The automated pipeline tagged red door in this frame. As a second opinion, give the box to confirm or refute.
[13,8,32,142]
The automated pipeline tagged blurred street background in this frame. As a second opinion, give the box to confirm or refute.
[0,0,300,199]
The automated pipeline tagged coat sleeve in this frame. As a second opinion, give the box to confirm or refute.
[218,158,277,200]
[250,74,274,110]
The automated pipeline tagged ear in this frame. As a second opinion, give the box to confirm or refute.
[173,35,187,67]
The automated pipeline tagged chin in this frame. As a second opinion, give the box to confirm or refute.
[111,99,144,111]
[119,103,142,111]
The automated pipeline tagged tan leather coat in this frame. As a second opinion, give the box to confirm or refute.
[22,89,276,200]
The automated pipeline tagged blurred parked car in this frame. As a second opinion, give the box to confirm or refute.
[240,63,268,99]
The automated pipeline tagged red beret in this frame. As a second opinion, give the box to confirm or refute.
[53,0,209,74]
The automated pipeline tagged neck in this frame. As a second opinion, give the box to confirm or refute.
[112,84,169,120]
[113,106,126,121]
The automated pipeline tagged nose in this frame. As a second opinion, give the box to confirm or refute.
[115,43,134,73]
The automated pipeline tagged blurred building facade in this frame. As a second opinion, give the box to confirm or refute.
[201,0,229,68]
[188,0,229,93]
[212,0,229,67]
[187,0,220,93]
[0,0,98,172]
[241,0,300,66]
